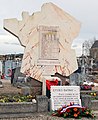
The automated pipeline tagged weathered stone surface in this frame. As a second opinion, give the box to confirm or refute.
[26,77,42,96]
[91,100,98,110]
[81,95,91,108]
[4,2,80,82]
[30,87,42,96]
[36,95,48,112]
[0,102,37,114]
[26,77,42,87]
[21,87,30,95]
[69,73,80,85]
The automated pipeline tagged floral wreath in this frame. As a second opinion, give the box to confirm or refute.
[52,102,95,119]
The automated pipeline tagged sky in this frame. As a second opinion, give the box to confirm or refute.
[0,0,98,56]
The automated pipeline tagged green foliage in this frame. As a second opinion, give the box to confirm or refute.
[0,94,33,103]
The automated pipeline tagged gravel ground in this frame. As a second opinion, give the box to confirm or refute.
[0,79,21,95]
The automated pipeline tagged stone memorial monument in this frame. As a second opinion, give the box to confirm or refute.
[3,3,80,85]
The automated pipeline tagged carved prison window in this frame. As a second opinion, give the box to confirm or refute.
[39,26,59,60]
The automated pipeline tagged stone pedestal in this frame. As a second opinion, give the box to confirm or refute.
[36,95,48,112]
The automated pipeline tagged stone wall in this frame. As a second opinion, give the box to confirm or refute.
[0,102,36,118]
[0,95,48,118]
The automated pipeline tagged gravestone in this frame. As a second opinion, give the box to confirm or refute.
[4,2,80,83]
[51,86,81,111]
[12,67,26,84]
[69,73,81,85]
[26,77,42,96]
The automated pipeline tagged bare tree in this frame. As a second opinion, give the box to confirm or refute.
[82,37,96,56]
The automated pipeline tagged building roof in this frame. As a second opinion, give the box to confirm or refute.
[91,40,98,48]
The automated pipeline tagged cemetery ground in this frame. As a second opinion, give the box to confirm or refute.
[0,79,21,95]
[0,79,98,120]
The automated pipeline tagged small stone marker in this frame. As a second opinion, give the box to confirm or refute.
[51,86,81,111]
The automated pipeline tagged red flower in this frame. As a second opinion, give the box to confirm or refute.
[73,107,78,112]
[66,108,70,113]
[86,111,89,115]
[74,113,78,118]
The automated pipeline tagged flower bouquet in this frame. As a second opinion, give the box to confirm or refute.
[52,103,95,119]
[80,84,92,90]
